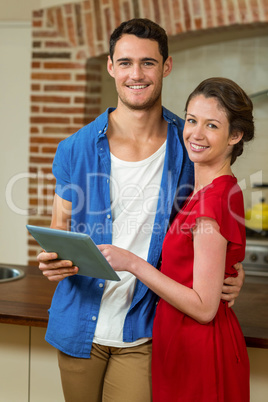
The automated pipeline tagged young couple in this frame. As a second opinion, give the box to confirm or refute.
[38,18,253,402]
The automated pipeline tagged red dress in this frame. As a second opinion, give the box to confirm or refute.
[152,176,249,402]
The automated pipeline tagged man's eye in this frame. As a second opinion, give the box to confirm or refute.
[144,62,154,66]
[119,62,130,66]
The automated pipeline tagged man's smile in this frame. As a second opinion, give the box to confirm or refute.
[127,84,149,89]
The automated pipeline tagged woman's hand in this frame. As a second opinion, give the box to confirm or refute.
[98,244,140,273]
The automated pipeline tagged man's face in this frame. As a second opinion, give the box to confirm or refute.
[107,34,172,111]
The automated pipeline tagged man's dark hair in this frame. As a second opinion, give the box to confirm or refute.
[109,18,169,63]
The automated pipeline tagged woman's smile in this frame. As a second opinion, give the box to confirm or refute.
[190,142,209,152]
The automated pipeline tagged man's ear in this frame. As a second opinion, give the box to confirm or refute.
[107,55,115,78]
[163,56,173,78]
[229,131,244,146]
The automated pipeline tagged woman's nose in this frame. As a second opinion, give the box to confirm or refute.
[192,125,204,139]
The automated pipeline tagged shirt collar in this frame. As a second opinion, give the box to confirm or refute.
[95,107,115,138]
[95,106,181,138]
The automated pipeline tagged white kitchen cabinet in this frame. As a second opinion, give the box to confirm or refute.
[0,324,29,402]
[30,327,64,402]
[0,324,64,402]
[1,324,268,401]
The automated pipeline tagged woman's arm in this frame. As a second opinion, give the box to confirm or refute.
[99,217,227,324]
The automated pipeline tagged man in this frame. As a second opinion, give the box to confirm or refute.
[38,18,244,402]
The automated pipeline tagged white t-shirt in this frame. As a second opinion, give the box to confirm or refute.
[93,141,166,347]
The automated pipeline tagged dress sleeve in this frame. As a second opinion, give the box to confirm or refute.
[182,194,245,248]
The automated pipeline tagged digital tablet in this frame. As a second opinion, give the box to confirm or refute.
[26,225,120,281]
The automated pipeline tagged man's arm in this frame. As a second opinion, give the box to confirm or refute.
[37,194,78,281]
[221,262,245,307]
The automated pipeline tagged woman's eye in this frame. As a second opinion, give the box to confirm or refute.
[208,123,218,129]
[187,118,196,124]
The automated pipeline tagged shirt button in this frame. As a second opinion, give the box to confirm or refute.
[107,214,111,219]
[99,130,102,133]
[99,283,104,288]
[92,316,97,321]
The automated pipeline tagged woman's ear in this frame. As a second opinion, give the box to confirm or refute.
[229,131,243,146]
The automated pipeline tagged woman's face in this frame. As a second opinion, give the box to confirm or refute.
[183,95,239,168]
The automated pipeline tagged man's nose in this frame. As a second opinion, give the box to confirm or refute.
[130,64,145,80]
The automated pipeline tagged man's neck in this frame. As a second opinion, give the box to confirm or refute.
[111,101,165,138]
[107,103,168,161]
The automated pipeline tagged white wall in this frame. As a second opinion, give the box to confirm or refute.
[0,0,37,21]
[0,22,31,264]
[0,0,83,266]
[40,0,81,6]
[0,0,81,21]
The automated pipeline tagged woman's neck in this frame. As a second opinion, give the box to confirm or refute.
[193,163,233,194]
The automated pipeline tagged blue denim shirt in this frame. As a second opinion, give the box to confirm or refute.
[45,107,194,358]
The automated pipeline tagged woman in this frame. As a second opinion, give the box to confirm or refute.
[99,77,254,401]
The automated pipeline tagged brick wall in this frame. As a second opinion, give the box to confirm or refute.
[27,0,268,264]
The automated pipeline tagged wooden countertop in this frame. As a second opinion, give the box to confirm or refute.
[0,264,57,327]
[0,264,267,348]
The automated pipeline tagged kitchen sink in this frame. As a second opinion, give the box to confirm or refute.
[0,266,25,283]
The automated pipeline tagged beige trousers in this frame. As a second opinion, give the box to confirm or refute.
[58,341,152,402]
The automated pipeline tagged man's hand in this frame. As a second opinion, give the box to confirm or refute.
[221,262,245,307]
[37,251,78,282]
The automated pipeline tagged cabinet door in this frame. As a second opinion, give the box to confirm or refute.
[30,327,64,402]
[0,324,29,402]
[248,347,268,402]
